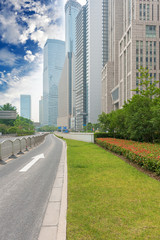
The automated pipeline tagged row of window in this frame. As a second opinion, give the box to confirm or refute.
[139,3,160,21]
[136,40,157,70]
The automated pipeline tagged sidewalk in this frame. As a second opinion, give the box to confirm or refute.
[38,138,67,240]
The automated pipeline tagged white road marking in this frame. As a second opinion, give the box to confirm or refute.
[19,154,45,172]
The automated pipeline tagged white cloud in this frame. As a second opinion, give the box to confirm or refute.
[24,50,36,63]
[0,56,43,122]
[0,48,19,66]
[0,0,65,46]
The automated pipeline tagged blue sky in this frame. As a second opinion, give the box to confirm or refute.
[0,0,85,121]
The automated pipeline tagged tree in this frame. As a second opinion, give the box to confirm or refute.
[132,66,160,98]
[0,103,16,111]
[123,95,153,142]
[0,103,17,126]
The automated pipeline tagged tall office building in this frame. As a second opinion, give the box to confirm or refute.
[75,5,87,131]
[39,96,43,125]
[102,0,109,67]
[43,39,65,126]
[65,0,82,54]
[102,0,123,113]
[58,0,81,129]
[86,0,103,123]
[57,52,75,129]
[102,0,160,113]
[20,95,31,120]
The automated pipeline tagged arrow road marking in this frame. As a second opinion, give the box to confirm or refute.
[19,154,45,172]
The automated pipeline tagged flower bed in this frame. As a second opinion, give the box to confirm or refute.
[96,138,160,175]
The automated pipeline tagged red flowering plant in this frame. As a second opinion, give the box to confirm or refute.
[96,138,160,175]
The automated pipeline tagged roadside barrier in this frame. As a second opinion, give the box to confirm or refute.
[0,133,48,161]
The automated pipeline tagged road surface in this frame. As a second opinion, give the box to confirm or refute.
[0,134,63,240]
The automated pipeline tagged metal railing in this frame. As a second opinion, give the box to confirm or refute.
[0,133,48,161]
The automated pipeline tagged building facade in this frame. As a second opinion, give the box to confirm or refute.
[65,0,82,54]
[86,0,103,123]
[20,95,31,120]
[102,0,160,113]
[57,53,75,129]
[58,0,81,129]
[39,96,43,125]
[75,5,87,131]
[102,0,123,113]
[43,39,65,126]
[102,0,109,67]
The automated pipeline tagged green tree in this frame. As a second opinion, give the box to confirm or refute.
[0,103,17,126]
[132,66,160,98]
[124,95,153,142]
[38,125,57,132]
[0,103,16,111]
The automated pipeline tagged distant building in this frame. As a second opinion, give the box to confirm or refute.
[20,95,31,119]
[75,5,87,131]
[39,96,43,125]
[43,39,65,126]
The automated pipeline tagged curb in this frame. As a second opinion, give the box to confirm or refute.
[38,138,67,240]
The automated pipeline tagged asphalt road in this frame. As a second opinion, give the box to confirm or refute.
[0,134,63,240]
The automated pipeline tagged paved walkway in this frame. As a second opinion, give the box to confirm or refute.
[38,136,67,240]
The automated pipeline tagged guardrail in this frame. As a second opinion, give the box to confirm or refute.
[0,133,48,161]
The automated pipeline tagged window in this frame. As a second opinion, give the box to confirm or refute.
[140,4,142,20]
[147,4,150,20]
[143,4,146,20]
[146,41,148,55]
[146,25,156,38]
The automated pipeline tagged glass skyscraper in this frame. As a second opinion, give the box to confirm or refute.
[43,39,65,126]
[57,0,81,129]
[20,95,31,120]
[65,0,81,54]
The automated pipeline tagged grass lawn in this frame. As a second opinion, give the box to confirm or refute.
[66,139,160,240]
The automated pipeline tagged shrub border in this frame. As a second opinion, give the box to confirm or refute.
[96,138,160,175]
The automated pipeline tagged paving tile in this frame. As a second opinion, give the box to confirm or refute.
[42,202,60,226]
[50,188,62,202]
[38,226,57,240]
[53,178,63,188]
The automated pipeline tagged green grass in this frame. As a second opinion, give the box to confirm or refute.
[66,139,160,240]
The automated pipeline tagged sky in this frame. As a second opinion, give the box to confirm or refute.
[0,0,86,122]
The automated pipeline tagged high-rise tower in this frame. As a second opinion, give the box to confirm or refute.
[86,0,103,123]
[20,95,31,120]
[43,39,65,126]
[75,5,87,131]
[65,0,81,54]
[58,0,81,129]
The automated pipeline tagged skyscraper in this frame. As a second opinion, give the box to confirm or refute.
[102,0,160,113]
[65,0,82,54]
[58,0,81,129]
[86,0,103,123]
[102,0,123,113]
[39,96,43,125]
[102,0,109,67]
[43,39,65,126]
[75,5,87,131]
[20,95,31,120]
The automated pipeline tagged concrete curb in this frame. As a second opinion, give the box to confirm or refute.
[38,137,67,240]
